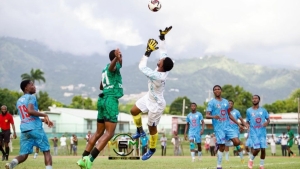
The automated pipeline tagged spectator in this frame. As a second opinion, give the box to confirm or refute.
[70,134,74,154]
[72,135,78,156]
[85,131,92,145]
[160,134,167,156]
[270,135,276,156]
[171,132,181,156]
[279,132,288,156]
[204,133,211,154]
[51,137,58,156]
[209,133,216,156]
[60,135,67,155]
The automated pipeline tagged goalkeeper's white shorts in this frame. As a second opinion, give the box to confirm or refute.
[135,94,166,127]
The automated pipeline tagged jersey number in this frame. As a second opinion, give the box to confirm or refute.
[101,71,110,87]
[18,105,30,119]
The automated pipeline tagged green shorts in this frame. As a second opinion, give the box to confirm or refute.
[287,140,293,147]
[97,96,119,123]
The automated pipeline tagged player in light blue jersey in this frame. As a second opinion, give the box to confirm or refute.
[224,100,246,163]
[5,80,53,169]
[206,85,248,169]
[184,103,205,162]
[247,95,269,169]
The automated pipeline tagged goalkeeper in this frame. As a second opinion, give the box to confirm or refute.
[130,26,174,160]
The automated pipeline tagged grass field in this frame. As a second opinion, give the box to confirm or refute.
[2,138,300,169]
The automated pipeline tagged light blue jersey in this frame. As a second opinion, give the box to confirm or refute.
[229,109,241,133]
[187,112,203,135]
[207,98,237,144]
[246,107,269,149]
[187,112,203,143]
[206,98,230,130]
[16,94,43,132]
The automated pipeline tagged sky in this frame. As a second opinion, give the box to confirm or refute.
[0,0,300,68]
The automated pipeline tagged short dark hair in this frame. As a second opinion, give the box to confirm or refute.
[20,80,31,92]
[191,102,197,106]
[109,50,116,61]
[213,85,222,91]
[163,57,173,71]
[229,100,234,104]
[253,94,260,101]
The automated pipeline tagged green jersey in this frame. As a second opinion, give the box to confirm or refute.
[101,62,123,98]
[287,130,294,141]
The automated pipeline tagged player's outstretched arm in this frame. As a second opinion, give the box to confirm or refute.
[159,26,172,59]
[108,48,121,72]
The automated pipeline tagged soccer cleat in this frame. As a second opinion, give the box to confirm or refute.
[33,153,38,159]
[77,158,86,169]
[248,160,253,169]
[142,149,155,161]
[5,163,10,169]
[132,131,146,139]
[259,166,264,169]
[82,156,93,169]
[5,161,17,169]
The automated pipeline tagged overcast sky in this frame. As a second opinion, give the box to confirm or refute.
[1,0,299,68]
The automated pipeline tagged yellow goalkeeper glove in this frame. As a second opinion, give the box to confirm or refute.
[145,39,159,57]
[159,26,172,40]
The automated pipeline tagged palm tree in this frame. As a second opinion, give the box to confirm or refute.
[21,68,46,83]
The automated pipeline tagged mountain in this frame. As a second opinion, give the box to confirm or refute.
[1,37,299,105]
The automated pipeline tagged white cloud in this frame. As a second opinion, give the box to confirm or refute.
[0,0,299,66]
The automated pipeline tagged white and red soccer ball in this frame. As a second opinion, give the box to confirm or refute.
[148,0,161,12]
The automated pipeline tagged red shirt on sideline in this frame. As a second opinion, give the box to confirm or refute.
[0,112,14,130]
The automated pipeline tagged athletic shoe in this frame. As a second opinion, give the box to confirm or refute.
[259,166,264,169]
[142,149,155,161]
[5,155,8,161]
[248,160,253,169]
[82,156,93,169]
[216,167,222,169]
[132,131,146,139]
[77,158,85,169]
[5,161,17,169]
[33,153,38,159]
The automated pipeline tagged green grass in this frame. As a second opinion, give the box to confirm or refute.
[3,138,300,169]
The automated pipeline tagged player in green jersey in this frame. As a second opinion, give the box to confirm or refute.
[77,49,123,169]
[287,125,296,157]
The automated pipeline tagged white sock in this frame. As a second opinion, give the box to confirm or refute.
[12,159,19,165]
[46,166,52,169]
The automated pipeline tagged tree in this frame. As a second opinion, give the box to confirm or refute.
[69,95,95,110]
[0,88,22,115]
[221,84,253,117]
[21,68,46,83]
[169,96,192,115]
[36,91,52,111]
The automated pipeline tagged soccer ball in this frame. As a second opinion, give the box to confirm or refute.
[148,0,161,12]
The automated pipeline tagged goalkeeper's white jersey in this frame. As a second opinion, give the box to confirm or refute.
[138,40,169,105]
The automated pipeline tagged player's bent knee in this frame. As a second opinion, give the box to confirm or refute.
[130,105,141,116]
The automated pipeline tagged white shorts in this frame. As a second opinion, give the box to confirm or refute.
[136,94,166,127]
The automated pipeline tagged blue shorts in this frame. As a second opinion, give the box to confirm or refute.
[251,135,267,149]
[225,132,240,146]
[246,138,252,147]
[188,133,201,143]
[20,129,50,155]
[215,127,238,144]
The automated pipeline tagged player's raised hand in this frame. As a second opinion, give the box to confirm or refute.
[145,39,159,57]
[114,48,121,60]
[159,26,172,40]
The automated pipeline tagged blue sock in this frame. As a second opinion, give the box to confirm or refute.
[239,151,244,160]
[225,151,229,161]
[217,150,223,167]
[198,151,202,157]
[260,159,264,166]
[250,153,255,161]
